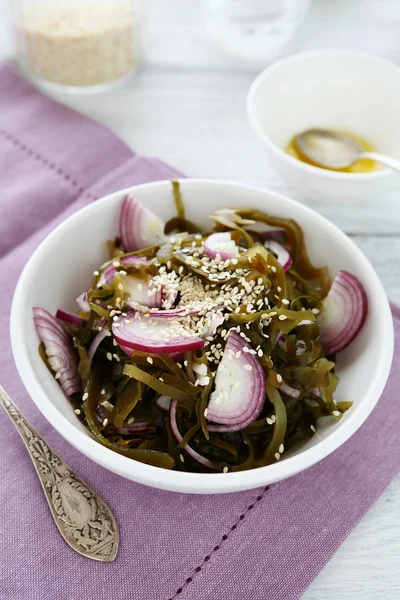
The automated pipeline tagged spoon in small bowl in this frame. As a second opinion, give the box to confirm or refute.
[294,128,400,172]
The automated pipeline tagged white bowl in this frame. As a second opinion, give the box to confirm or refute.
[247,49,400,202]
[11,179,393,494]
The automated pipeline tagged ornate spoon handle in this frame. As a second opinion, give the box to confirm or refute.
[0,385,119,562]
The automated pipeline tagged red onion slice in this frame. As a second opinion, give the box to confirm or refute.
[75,292,90,312]
[97,255,149,287]
[145,306,199,318]
[56,309,84,327]
[97,255,162,309]
[33,307,80,397]
[120,194,167,252]
[204,232,239,261]
[259,229,286,244]
[280,382,301,399]
[124,277,162,309]
[318,270,368,355]
[108,422,150,435]
[206,331,266,431]
[169,399,218,470]
[199,310,224,338]
[88,326,109,362]
[112,312,204,354]
[264,240,292,271]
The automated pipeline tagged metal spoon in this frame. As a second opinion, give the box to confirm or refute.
[0,385,119,561]
[294,128,400,172]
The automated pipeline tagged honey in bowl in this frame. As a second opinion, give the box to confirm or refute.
[286,129,380,173]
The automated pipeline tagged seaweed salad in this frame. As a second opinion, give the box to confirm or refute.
[34,182,368,473]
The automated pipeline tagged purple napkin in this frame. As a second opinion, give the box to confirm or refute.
[1,63,399,600]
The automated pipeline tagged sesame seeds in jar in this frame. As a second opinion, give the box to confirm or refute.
[14,0,143,91]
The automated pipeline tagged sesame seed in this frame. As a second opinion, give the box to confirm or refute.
[106,352,113,361]
[310,425,316,432]
[333,410,341,417]
[266,417,273,425]
[277,286,282,292]
[82,392,89,401]
[125,319,131,324]
[118,283,123,290]
[113,354,120,362]
[279,444,284,453]
[282,298,290,305]
[113,315,119,321]
[74,408,81,415]
[204,408,208,417]
[109,309,116,317]
[274,452,281,460]
[244,364,252,371]
[271,266,277,273]
[276,374,283,383]
[257,349,263,357]
[93,270,99,276]
[312,308,320,315]
[147,357,153,364]
[112,261,120,267]
[278,315,287,321]
[257,278,263,285]
[180,454,185,463]
[102,418,108,426]
[223,466,229,473]
[271,415,276,424]
[55,373,61,380]
[269,311,277,317]
[128,417,135,424]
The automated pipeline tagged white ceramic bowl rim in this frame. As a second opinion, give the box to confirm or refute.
[247,48,400,181]
[11,179,394,493]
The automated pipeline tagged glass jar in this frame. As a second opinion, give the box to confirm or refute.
[202,0,311,67]
[10,0,144,93]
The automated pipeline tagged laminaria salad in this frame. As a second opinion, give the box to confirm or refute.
[34,182,368,473]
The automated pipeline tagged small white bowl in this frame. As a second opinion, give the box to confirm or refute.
[11,179,393,494]
[247,49,400,202]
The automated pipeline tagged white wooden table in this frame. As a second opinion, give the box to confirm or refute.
[2,0,400,597]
